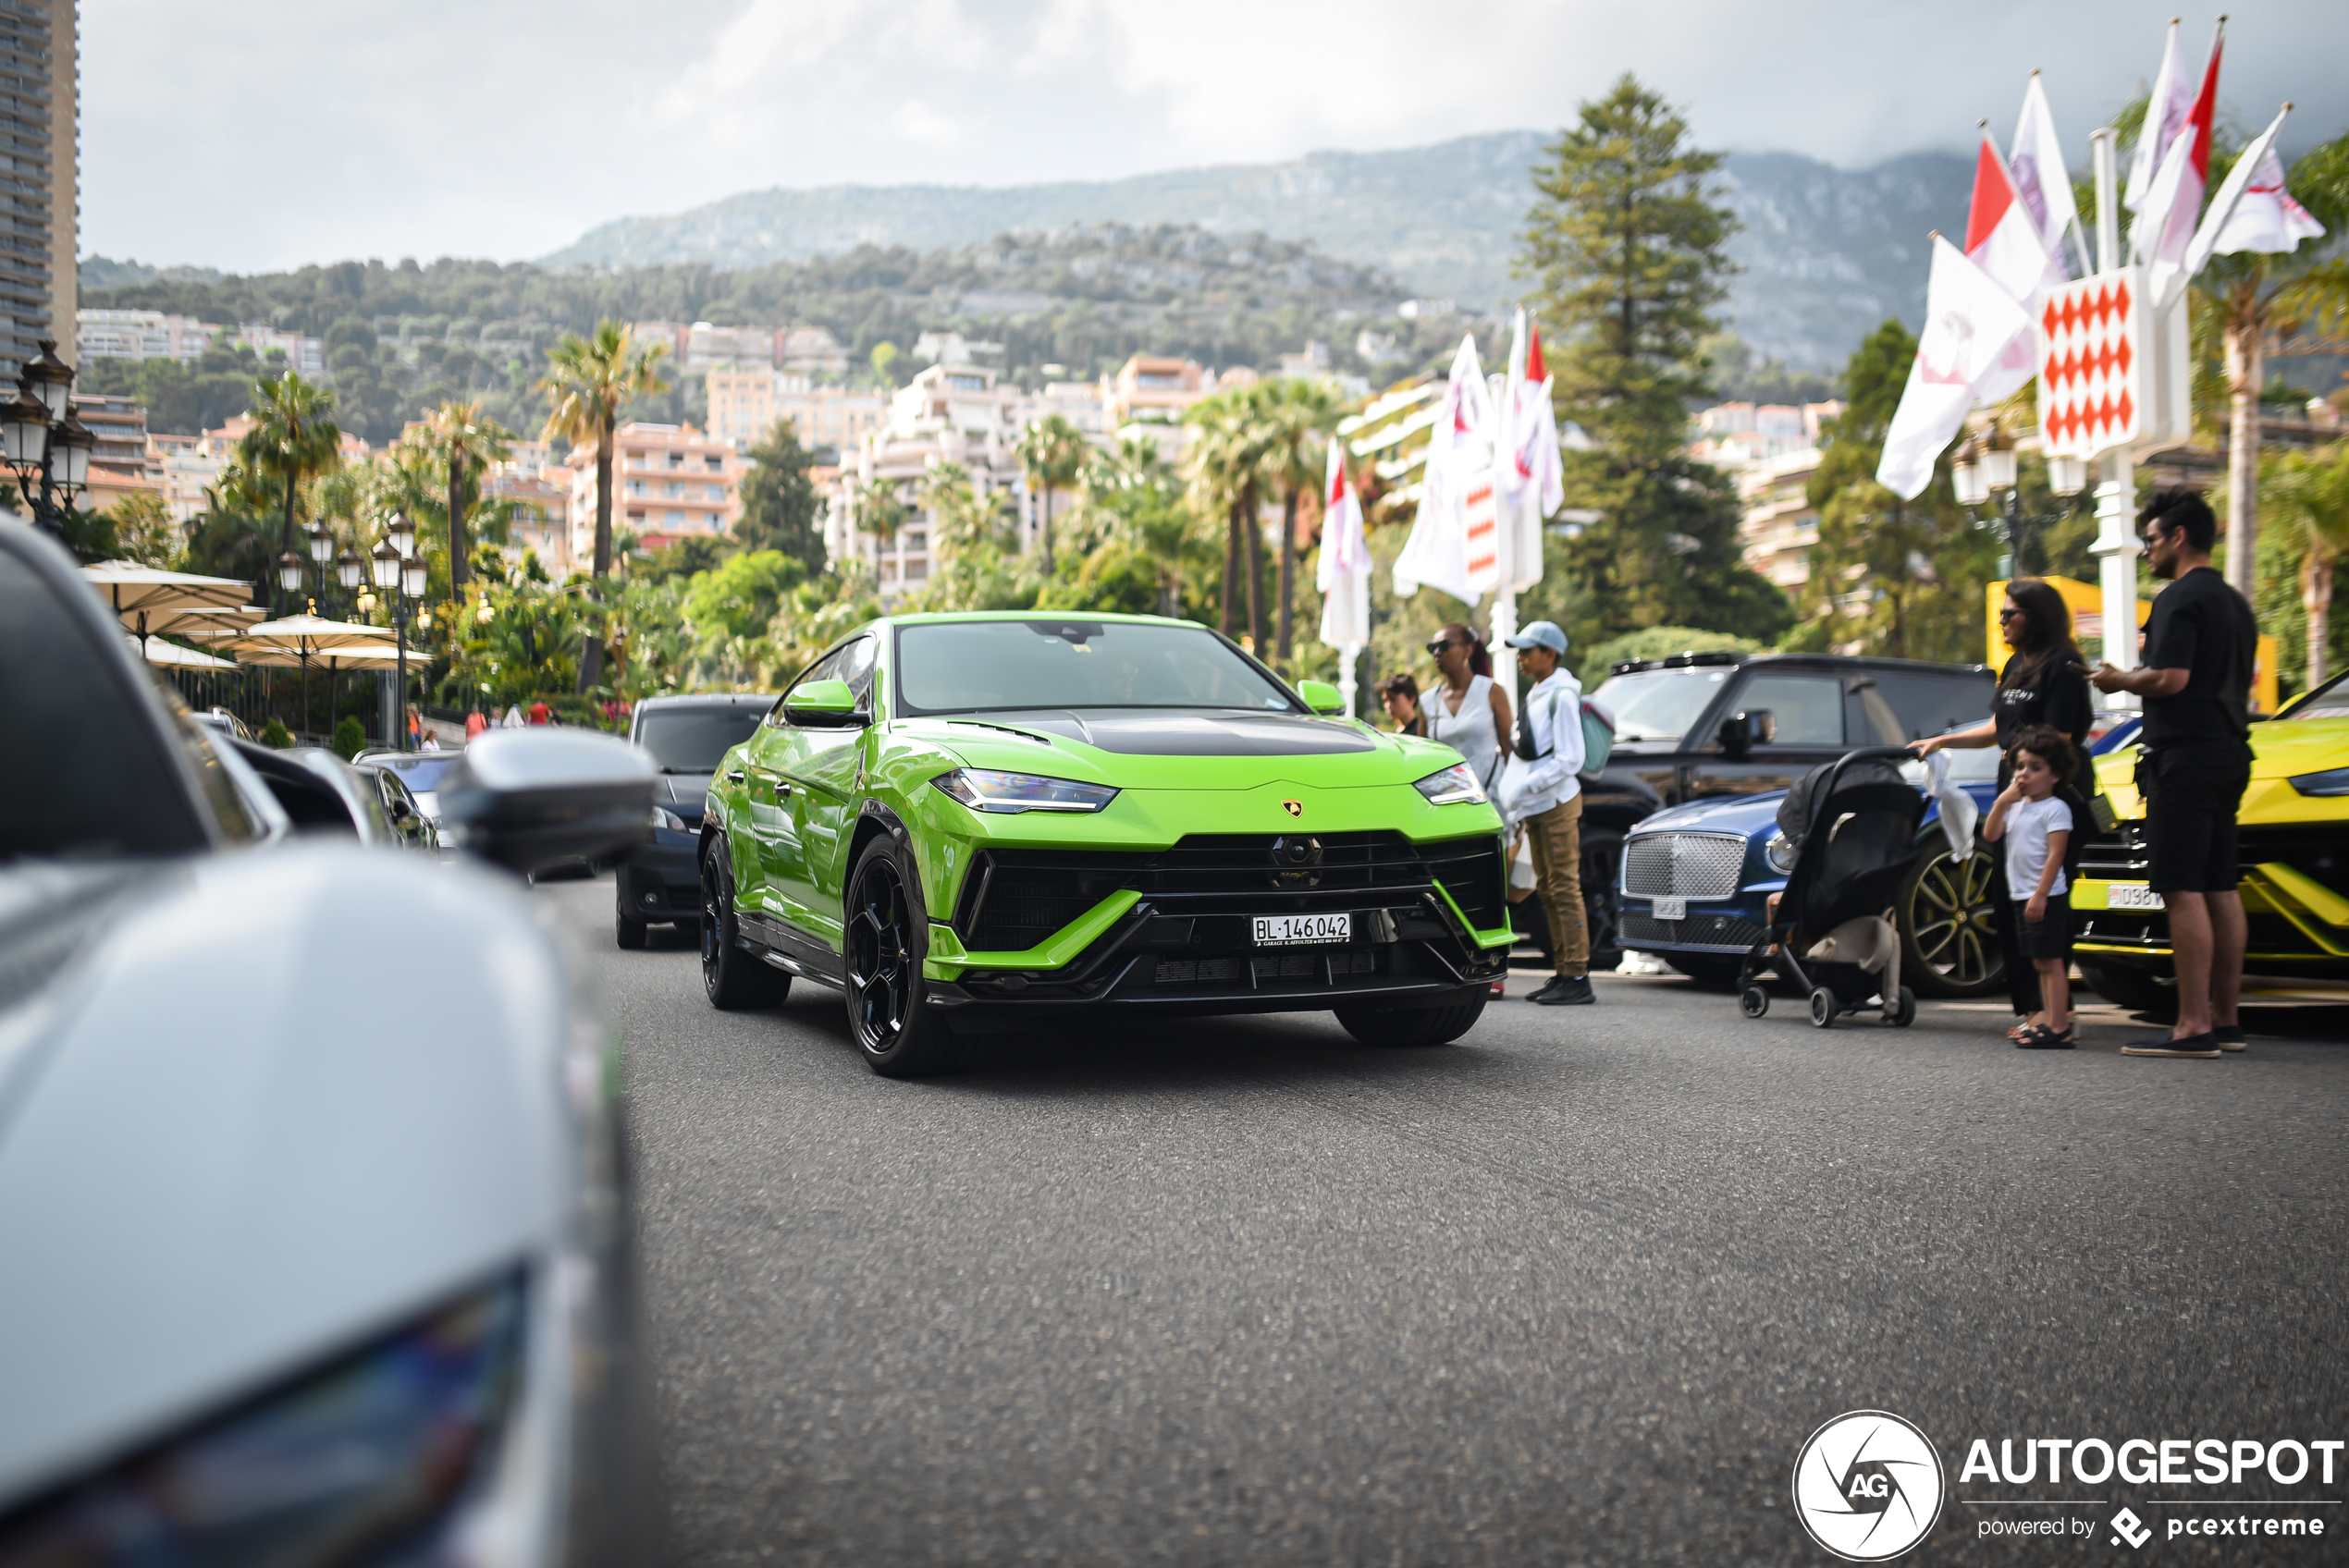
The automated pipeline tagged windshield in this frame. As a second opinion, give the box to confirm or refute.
[1590,668,1732,743]
[635,707,768,771]
[2279,670,2349,722]
[370,753,462,790]
[895,619,1297,716]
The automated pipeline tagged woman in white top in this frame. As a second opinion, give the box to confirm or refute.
[1424,622,1512,791]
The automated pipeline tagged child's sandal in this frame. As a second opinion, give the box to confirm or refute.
[2014,1023,2075,1050]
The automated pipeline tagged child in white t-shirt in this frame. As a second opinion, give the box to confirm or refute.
[1983,726,2077,1049]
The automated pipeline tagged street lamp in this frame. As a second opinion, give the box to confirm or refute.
[1951,439,1990,508]
[0,338,92,535]
[374,521,428,751]
[1954,429,2080,578]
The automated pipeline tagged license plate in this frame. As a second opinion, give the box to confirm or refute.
[1652,896,1687,922]
[1253,913,1351,947]
[2107,883,2166,911]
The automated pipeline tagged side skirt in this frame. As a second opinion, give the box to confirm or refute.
[738,909,845,989]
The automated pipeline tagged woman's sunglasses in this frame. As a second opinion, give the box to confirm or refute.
[1425,638,1468,655]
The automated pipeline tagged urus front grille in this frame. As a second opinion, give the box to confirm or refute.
[958,831,1506,951]
[1622,832,1748,900]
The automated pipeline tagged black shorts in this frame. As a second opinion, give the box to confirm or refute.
[2016,900,2072,961]
[2140,752,2250,893]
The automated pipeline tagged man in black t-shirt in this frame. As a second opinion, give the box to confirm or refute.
[2093,487,2258,1059]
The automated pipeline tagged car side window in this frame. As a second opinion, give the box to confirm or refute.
[769,647,847,727]
[836,637,878,712]
[1734,675,1844,745]
[1867,673,1996,742]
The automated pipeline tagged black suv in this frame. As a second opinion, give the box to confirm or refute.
[1572,651,1995,972]
[617,693,774,947]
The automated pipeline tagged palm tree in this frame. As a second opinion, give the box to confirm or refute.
[1183,388,1272,649]
[237,372,340,613]
[2188,133,2349,604]
[1255,378,1350,669]
[853,479,908,593]
[539,322,671,582]
[2262,440,2349,687]
[1015,412,1088,572]
[423,399,514,597]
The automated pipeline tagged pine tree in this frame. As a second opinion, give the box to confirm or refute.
[736,417,828,578]
[1520,74,1789,647]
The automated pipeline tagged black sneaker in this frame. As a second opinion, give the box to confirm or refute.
[1534,975,1594,1006]
[2120,1032,2220,1058]
[2214,1024,2246,1053]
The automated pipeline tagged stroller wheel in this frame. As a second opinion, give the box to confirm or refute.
[1890,986,1918,1027]
[1808,986,1838,1028]
[1739,984,1770,1019]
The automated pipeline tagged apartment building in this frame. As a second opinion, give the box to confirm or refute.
[781,325,851,375]
[704,367,888,454]
[78,309,222,361]
[236,323,326,377]
[568,423,744,557]
[1690,400,1843,472]
[485,467,572,572]
[149,418,249,527]
[1736,446,1826,594]
[0,0,74,373]
[73,392,159,513]
[823,362,1029,601]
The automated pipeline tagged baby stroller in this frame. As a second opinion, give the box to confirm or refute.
[1737,749,1923,1028]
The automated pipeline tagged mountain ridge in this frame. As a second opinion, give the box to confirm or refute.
[540,131,1974,370]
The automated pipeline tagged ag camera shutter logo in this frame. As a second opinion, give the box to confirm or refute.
[1792,1410,1946,1561]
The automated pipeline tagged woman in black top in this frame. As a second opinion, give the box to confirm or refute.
[1911,580,2096,1034]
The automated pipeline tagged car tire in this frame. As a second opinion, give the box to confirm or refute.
[2077,958,2176,1017]
[1581,826,1623,974]
[701,838,788,1011]
[1332,992,1487,1047]
[615,907,648,949]
[1899,842,2006,998]
[843,832,968,1078]
[1665,954,1745,990]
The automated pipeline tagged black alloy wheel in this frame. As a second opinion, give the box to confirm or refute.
[1332,992,1487,1047]
[843,835,965,1077]
[2076,958,2177,1017]
[1900,843,2005,998]
[701,838,787,1010]
[1581,827,1624,974]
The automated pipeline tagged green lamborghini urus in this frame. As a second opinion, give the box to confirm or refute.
[698,613,1514,1075]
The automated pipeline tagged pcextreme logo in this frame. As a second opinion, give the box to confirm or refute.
[1792,1411,1948,1562]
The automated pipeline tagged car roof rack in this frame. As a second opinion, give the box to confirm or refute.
[1609,650,1746,676]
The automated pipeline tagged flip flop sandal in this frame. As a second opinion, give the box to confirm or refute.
[2015,1023,2075,1050]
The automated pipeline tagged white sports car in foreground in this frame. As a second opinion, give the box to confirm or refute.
[0,521,662,1565]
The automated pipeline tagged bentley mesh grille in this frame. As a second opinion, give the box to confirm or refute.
[1620,912,1768,952]
[1621,832,1748,900]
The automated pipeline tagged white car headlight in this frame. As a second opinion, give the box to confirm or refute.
[0,1274,525,1560]
[1412,763,1487,807]
[931,768,1118,814]
[1765,828,1797,873]
[649,806,688,832]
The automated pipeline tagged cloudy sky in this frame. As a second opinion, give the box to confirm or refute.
[83,0,2348,275]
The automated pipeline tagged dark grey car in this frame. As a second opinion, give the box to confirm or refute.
[616,693,773,947]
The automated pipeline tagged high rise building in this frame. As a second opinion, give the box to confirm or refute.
[0,0,73,374]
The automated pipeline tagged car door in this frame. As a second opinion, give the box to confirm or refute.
[1680,670,1849,801]
[779,635,877,946]
[741,649,843,924]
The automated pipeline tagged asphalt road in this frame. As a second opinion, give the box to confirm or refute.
[542,875,2349,1567]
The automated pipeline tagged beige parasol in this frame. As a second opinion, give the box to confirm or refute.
[135,636,240,670]
[82,560,264,655]
[210,615,412,740]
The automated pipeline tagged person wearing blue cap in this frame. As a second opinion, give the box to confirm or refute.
[1499,620,1592,1006]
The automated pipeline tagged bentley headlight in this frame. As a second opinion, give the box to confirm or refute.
[931,768,1118,814]
[1413,763,1487,807]
[649,805,688,831]
[1765,828,1797,873]
[2288,766,2349,798]
[0,1274,525,1562]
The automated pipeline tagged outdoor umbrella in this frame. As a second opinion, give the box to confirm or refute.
[81,560,262,656]
[211,615,407,742]
[135,637,240,671]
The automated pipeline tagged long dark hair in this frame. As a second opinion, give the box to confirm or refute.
[1998,579,2084,687]
[1437,622,1493,679]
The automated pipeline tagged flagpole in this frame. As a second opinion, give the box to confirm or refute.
[2086,125,2141,711]
[1488,359,1519,707]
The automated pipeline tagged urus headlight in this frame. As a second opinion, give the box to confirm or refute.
[1413,762,1488,806]
[931,768,1118,814]
[0,1274,525,1562]
[1765,828,1797,874]
[650,805,688,831]
[2288,766,2349,798]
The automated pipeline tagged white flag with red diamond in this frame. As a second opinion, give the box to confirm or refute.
[2037,273,2146,459]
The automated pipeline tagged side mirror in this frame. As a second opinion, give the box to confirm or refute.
[783,678,868,728]
[438,729,656,874]
[1296,680,1347,716]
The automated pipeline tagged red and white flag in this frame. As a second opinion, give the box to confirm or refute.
[1316,436,1371,650]
[2010,73,2080,281]
[2195,104,2326,266]
[1876,235,2034,501]
[1962,130,2051,403]
[2132,18,2222,289]
[1394,334,1488,605]
[2123,19,2196,214]
[1496,308,1561,592]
